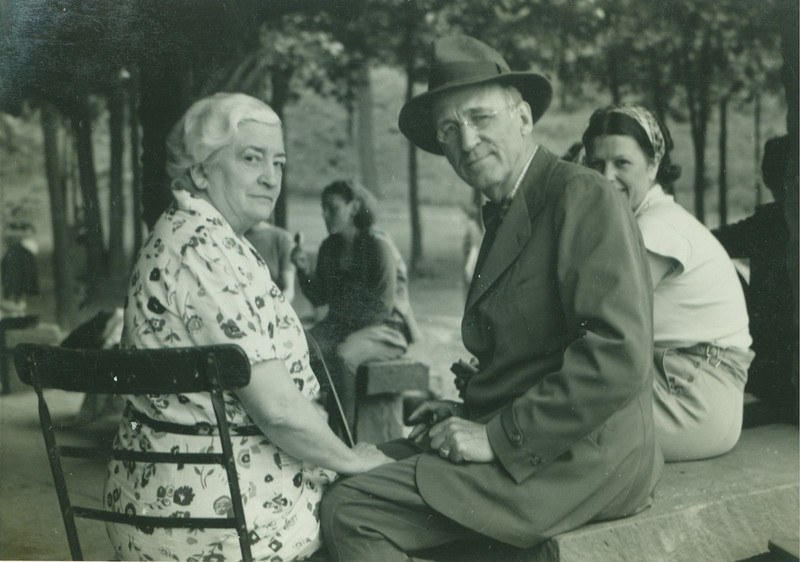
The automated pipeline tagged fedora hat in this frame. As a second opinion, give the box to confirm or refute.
[398,35,553,155]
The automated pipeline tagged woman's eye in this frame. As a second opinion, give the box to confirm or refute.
[274,161,286,171]
[244,153,261,163]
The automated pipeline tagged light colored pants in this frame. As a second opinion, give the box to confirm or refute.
[653,343,754,462]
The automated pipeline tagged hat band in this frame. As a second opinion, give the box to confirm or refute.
[428,61,506,91]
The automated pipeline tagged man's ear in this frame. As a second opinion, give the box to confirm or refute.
[519,102,534,136]
[189,164,209,190]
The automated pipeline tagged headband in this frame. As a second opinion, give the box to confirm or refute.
[607,104,665,166]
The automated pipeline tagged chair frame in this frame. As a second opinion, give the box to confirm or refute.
[14,343,254,561]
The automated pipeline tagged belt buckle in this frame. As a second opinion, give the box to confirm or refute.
[705,345,722,368]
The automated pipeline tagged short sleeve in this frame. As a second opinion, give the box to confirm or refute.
[172,234,280,366]
[637,213,691,275]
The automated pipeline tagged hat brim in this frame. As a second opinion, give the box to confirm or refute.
[398,72,553,155]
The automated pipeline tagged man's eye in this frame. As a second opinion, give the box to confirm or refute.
[439,123,458,137]
[470,113,494,128]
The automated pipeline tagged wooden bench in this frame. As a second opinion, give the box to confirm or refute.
[355,358,431,444]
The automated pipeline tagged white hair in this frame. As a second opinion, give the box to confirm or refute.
[166,93,281,192]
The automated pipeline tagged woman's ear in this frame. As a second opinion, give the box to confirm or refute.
[648,159,660,184]
[189,164,209,190]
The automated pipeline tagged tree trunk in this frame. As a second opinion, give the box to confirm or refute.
[680,31,712,223]
[606,49,622,104]
[718,95,728,227]
[129,65,144,253]
[109,75,126,287]
[403,7,422,274]
[72,97,107,301]
[40,103,71,327]
[269,67,293,229]
[356,62,379,195]
[648,57,668,125]
[754,91,762,206]
[139,64,188,229]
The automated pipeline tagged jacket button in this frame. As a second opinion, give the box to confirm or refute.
[511,432,522,445]
[530,456,542,466]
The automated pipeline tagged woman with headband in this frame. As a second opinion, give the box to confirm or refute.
[582,105,753,462]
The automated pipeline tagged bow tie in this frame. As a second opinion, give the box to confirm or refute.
[481,198,513,231]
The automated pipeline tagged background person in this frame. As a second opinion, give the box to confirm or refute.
[582,104,754,461]
[246,220,297,302]
[320,36,661,561]
[714,135,797,421]
[104,93,389,562]
[291,179,420,438]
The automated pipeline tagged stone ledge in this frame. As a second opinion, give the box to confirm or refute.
[426,424,799,562]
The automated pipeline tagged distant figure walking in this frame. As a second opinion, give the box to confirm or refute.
[1,221,39,314]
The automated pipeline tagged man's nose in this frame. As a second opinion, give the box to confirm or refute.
[603,165,616,183]
[459,123,480,152]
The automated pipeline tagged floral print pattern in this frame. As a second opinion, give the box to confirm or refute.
[105,190,333,561]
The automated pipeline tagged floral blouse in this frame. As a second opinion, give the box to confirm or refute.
[104,190,332,562]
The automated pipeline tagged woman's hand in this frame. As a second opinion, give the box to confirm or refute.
[407,400,464,449]
[340,442,393,475]
[290,232,310,274]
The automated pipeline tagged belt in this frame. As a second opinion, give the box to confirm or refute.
[674,343,726,368]
[127,408,262,436]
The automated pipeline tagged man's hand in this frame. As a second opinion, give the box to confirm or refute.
[428,417,495,464]
[451,357,479,400]
[407,400,464,448]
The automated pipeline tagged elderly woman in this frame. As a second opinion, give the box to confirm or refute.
[292,180,420,438]
[103,93,389,561]
[582,104,753,461]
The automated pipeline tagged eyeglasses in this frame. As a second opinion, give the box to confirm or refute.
[435,104,518,145]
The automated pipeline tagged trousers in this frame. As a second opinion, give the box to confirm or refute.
[320,440,482,562]
[653,343,754,461]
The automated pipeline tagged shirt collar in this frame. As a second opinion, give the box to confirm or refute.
[506,145,538,202]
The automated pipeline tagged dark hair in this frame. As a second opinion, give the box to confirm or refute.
[321,180,378,230]
[761,135,790,194]
[582,107,682,190]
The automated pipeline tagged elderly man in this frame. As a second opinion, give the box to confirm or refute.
[320,36,662,561]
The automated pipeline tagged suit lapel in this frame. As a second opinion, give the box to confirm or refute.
[465,148,556,312]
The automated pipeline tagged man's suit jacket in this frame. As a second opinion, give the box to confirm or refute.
[416,147,663,547]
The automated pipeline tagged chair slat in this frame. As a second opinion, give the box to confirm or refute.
[14,343,255,562]
[14,344,250,393]
[59,446,226,465]
[72,506,239,529]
